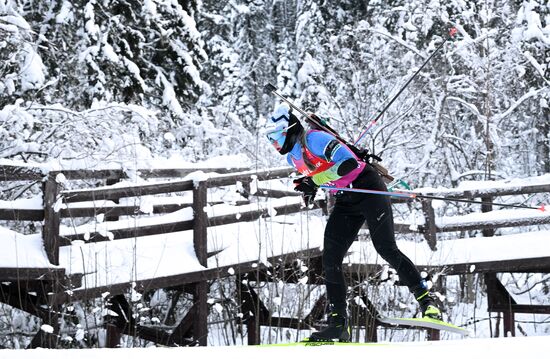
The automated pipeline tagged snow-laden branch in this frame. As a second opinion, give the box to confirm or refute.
[448,26,499,56]
[493,87,548,122]
[521,51,549,84]
[357,23,426,59]
[446,96,482,118]
[446,87,548,123]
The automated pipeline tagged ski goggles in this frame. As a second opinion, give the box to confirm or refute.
[265,122,296,151]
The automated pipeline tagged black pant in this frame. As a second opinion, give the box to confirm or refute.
[323,164,422,310]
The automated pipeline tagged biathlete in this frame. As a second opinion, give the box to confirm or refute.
[264,103,441,342]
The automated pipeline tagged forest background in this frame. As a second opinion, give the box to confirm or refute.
[0,0,548,348]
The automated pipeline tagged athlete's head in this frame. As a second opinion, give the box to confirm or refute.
[265,103,303,154]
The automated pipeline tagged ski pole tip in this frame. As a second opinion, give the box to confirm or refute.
[538,204,546,212]
[449,27,458,37]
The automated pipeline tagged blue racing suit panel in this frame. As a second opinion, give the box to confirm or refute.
[287,130,363,186]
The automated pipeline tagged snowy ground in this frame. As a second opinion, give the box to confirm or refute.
[1,336,548,359]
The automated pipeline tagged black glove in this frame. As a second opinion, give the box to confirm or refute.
[293,176,318,206]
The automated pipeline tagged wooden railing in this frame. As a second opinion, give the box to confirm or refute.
[1,164,550,345]
[404,182,550,250]
[2,164,549,274]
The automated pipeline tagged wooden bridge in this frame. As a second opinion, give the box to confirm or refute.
[0,163,549,347]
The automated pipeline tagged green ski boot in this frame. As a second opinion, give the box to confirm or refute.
[411,281,442,320]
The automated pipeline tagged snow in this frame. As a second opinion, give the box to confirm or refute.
[297,53,324,86]
[21,43,46,91]
[0,14,31,30]
[0,196,42,210]
[59,232,205,289]
[347,230,550,268]
[207,210,325,268]
[0,335,547,358]
[55,1,74,24]
[436,208,550,229]
[0,228,56,268]
[101,42,119,63]
[142,0,158,18]
[516,1,550,45]
[157,72,185,118]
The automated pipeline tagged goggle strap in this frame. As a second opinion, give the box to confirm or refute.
[272,114,289,122]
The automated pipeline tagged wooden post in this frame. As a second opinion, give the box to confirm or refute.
[105,321,122,348]
[167,303,194,346]
[193,282,208,346]
[193,180,208,265]
[104,295,126,348]
[420,199,437,251]
[247,315,259,345]
[35,174,62,348]
[237,278,268,345]
[363,298,379,343]
[427,328,440,341]
[503,309,516,337]
[192,181,208,346]
[481,196,495,237]
[485,273,517,337]
[105,178,120,222]
[43,174,61,265]
[348,288,379,343]
[27,281,61,348]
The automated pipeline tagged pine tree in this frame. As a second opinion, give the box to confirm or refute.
[26,0,207,114]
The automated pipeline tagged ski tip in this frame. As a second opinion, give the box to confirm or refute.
[264,83,277,93]
[538,204,546,212]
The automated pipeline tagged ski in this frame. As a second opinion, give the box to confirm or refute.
[258,317,467,347]
[378,316,469,336]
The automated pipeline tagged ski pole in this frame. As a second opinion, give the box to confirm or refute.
[353,27,458,146]
[319,185,546,212]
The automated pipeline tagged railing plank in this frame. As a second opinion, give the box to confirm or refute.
[0,267,65,281]
[52,167,251,180]
[421,183,550,199]
[61,180,195,203]
[60,221,195,243]
[60,201,305,243]
[0,209,44,221]
[0,165,44,181]
[50,248,322,305]
[436,216,550,232]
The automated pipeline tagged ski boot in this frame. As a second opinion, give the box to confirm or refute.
[305,306,351,342]
[411,281,442,320]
